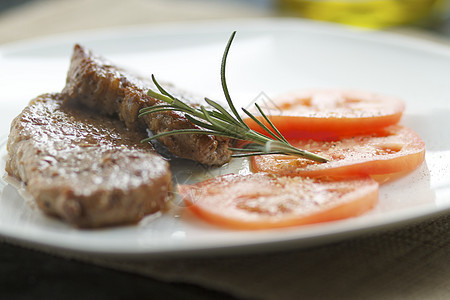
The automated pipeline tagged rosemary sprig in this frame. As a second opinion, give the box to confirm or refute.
[139,32,328,163]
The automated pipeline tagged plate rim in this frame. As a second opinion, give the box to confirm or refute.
[1,18,450,57]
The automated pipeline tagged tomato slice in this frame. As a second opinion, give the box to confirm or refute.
[252,125,425,182]
[244,89,405,139]
[178,173,378,230]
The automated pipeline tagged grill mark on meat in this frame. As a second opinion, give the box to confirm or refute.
[62,44,232,166]
[6,93,173,228]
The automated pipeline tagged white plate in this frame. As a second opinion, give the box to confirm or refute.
[1,19,449,257]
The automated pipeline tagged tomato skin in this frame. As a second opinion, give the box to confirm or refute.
[251,125,425,182]
[179,173,378,230]
[244,89,405,139]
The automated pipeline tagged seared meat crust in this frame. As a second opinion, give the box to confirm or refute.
[62,44,232,166]
[6,93,172,228]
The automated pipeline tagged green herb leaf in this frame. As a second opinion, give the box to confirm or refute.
[139,32,328,163]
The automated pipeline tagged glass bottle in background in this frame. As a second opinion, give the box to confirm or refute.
[277,0,449,29]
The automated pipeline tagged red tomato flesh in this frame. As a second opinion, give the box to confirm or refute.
[244,89,405,139]
[252,125,425,182]
[178,173,379,230]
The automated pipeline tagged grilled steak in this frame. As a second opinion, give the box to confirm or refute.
[6,93,172,228]
[62,44,232,166]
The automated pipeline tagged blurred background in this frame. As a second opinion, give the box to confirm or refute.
[0,0,449,45]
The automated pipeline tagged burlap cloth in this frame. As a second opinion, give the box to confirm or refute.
[1,1,449,299]
[4,212,448,299]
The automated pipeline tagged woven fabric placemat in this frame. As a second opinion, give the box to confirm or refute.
[86,213,450,299]
[5,212,445,300]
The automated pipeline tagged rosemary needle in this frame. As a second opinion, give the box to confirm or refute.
[139,32,328,164]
